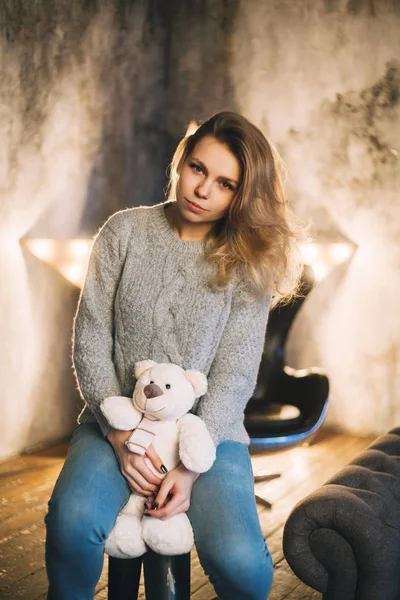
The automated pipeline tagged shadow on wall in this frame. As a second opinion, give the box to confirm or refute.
[163,0,240,171]
[0,0,242,459]
[227,0,400,435]
[285,62,400,435]
[78,1,169,236]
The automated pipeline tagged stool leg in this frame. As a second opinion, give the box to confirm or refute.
[143,551,191,600]
[108,555,143,600]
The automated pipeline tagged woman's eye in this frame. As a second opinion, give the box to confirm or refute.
[221,181,233,190]
[189,162,202,173]
[166,384,171,390]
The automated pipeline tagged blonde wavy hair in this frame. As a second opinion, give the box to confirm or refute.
[167,112,304,306]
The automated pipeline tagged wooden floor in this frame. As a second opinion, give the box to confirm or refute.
[0,427,374,600]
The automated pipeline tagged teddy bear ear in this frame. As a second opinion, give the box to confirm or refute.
[184,370,208,398]
[134,360,156,379]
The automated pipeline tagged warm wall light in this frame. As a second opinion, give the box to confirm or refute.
[22,237,355,289]
[301,244,318,263]
[331,243,353,263]
[28,239,55,261]
[69,239,92,260]
[299,241,355,281]
[21,239,93,287]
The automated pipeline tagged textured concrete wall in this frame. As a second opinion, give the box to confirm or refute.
[0,0,167,459]
[164,0,239,152]
[1,0,399,459]
[228,0,400,435]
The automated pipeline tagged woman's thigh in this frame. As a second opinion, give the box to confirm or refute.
[46,422,130,549]
[187,441,273,600]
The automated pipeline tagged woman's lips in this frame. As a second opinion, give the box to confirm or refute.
[186,198,208,213]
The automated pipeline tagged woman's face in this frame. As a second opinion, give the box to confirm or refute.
[175,135,241,225]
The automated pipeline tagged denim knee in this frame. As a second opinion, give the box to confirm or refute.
[203,540,273,600]
[45,493,106,559]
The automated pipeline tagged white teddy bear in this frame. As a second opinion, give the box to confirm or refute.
[100,359,216,558]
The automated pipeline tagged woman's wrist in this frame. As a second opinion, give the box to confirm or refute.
[106,427,132,449]
[178,463,201,482]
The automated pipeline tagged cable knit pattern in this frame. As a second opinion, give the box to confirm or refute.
[72,200,271,445]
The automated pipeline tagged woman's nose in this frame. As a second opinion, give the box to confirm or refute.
[195,180,211,199]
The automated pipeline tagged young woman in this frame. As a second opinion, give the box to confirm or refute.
[45,111,301,600]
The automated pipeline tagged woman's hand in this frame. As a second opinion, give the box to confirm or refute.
[144,464,200,520]
[107,428,163,497]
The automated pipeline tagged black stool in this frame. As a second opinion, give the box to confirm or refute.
[108,551,191,600]
[245,264,329,452]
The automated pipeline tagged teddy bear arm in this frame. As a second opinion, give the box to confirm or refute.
[100,396,143,430]
[178,414,216,473]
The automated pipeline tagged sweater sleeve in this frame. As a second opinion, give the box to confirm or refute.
[72,213,127,436]
[196,282,271,446]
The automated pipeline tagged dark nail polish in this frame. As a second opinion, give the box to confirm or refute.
[144,503,148,512]
[145,496,151,503]
[152,502,159,510]
[161,465,168,474]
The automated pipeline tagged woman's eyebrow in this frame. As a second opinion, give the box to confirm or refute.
[191,156,239,186]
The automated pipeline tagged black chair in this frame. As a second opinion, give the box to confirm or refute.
[108,550,190,600]
[245,265,329,450]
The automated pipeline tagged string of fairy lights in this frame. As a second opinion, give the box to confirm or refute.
[21,238,354,288]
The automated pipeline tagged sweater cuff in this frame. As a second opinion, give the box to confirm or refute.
[78,404,111,438]
[94,406,111,437]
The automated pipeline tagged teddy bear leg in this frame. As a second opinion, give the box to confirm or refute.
[141,513,194,556]
[105,494,147,559]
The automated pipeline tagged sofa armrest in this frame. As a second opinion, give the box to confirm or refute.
[283,428,400,600]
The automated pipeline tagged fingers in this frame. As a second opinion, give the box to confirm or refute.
[145,445,168,475]
[128,478,156,497]
[123,467,159,495]
[153,477,173,510]
[145,478,189,520]
[144,477,171,515]
[123,450,162,485]
[131,458,163,487]
[121,454,162,496]
[112,435,162,497]
[146,492,189,520]
[121,468,154,496]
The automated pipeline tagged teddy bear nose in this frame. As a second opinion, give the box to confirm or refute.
[144,383,164,399]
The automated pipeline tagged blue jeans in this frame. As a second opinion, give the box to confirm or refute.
[45,423,273,600]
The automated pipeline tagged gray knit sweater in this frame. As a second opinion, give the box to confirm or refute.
[73,200,271,446]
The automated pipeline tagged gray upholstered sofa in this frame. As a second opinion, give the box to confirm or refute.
[283,427,400,600]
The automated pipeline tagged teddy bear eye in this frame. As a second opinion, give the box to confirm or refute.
[165,384,171,389]
[150,380,154,384]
